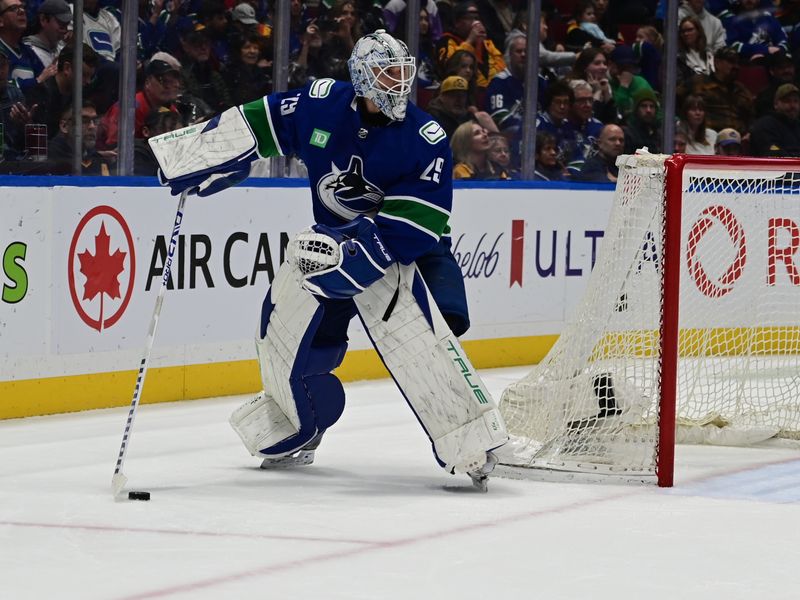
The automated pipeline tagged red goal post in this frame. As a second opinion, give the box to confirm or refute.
[497,154,800,487]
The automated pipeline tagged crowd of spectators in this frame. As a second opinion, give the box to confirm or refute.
[0,0,799,180]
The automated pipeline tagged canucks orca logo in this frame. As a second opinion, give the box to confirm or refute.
[316,155,385,220]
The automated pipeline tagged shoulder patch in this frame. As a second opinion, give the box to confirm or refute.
[309,78,335,99]
[419,121,446,145]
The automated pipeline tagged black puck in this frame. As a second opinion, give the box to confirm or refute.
[128,491,151,501]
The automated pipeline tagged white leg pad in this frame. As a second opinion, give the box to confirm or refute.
[229,392,299,456]
[355,263,509,473]
[229,258,322,455]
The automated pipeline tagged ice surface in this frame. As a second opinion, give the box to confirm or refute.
[1,366,799,600]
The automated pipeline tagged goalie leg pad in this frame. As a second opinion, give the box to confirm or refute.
[230,260,350,458]
[355,264,509,473]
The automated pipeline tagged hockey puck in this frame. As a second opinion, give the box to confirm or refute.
[128,491,151,501]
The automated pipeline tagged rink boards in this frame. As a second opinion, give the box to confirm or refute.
[0,178,614,418]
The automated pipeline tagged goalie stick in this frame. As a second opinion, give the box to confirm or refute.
[111,190,188,497]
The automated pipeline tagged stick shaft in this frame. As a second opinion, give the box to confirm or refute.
[111,191,188,493]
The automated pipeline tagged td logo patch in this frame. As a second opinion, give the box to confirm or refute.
[311,128,331,148]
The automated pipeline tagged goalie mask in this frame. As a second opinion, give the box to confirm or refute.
[348,30,417,121]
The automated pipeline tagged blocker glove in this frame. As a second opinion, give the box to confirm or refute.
[302,216,395,299]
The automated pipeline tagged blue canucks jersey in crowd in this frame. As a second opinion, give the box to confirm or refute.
[242,79,453,266]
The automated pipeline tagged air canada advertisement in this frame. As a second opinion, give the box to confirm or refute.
[2,183,615,382]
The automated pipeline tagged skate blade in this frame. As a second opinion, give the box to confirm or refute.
[468,472,489,492]
[260,450,315,469]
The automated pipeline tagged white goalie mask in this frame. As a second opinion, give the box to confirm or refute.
[348,30,417,121]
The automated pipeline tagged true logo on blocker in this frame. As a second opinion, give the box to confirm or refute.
[68,205,136,331]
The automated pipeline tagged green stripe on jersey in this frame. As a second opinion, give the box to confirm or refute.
[242,98,280,158]
[381,197,450,238]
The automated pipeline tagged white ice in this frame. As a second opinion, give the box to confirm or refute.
[2,366,799,600]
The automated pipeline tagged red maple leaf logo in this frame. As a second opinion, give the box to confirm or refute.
[77,221,127,329]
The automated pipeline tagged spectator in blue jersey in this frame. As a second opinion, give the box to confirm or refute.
[486,31,526,132]
[535,80,579,171]
[0,51,31,159]
[0,0,43,94]
[22,0,71,73]
[568,79,604,175]
[137,0,169,61]
[534,131,569,181]
[726,0,788,62]
[575,123,624,183]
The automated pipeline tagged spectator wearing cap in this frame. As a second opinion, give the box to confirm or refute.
[230,2,270,43]
[426,75,472,138]
[755,51,798,116]
[22,0,71,72]
[0,0,43,93]
[715,127,743,156]
[179,25,231,114]
[607,45,653,124]
[435,1,505,92]
[97,55,182,151]
[726,0,788,62]
[679,0,727,53]
[575,123,625,183]
[28,43,99,140]
[623,88,662,154]
[691,46,754,133]
[750,83,800,157]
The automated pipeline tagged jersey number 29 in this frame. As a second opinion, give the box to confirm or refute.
[420,158,445,184]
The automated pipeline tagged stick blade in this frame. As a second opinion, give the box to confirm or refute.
[111,472,128,497]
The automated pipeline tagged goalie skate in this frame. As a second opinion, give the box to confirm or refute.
[259,433,323,469]
[467,451,499,493]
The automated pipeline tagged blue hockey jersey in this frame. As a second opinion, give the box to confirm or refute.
[241,79,453,265]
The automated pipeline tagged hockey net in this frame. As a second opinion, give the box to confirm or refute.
[497,154,800,486]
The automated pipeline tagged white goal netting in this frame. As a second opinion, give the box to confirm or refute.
[498,154,800,483]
